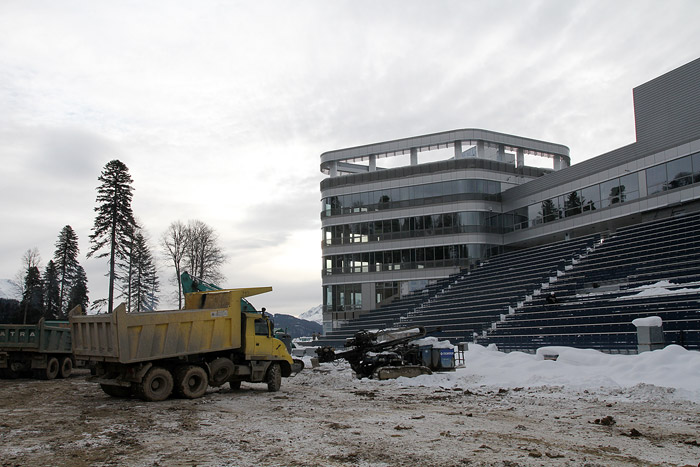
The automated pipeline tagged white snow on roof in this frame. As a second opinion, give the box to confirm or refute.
[632,316,663,327]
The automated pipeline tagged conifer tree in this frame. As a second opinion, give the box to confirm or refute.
[87,159,137,313]
[67,265,89,313]
[53,225,80,315]
[21,266,43,323]
[43,260,60,320]
[124,230,159,312]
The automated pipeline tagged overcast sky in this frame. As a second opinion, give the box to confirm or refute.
[1,1,699,316]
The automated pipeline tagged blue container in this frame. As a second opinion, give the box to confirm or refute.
[437,348,455,369]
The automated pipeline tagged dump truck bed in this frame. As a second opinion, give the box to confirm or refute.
[70,287,270,364]
[0,320,72,354]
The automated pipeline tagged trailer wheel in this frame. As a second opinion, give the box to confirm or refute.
[174,365,208,399]
[59,357,73,378]
[135,366,173,402]
[42,357,60,380]
[100,384,132,398]
[266,363,281,392]
[208,357,234,387]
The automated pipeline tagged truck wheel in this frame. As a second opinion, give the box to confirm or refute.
[42,357,60,380]
[208,357,234,387]
[100,384,132,398]
[174,365,208,399]
[135,367,173,402]
[59,357,73,378]
[266,363,281,392]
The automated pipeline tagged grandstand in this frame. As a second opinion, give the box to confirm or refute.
[318,57,700,353]
[316,211,700,352]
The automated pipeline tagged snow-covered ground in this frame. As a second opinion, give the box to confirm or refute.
[404,344,700,402]
[302,343,700,403]
[2,344,700,466]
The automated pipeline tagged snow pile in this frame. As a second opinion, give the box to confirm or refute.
[382,344,700,402]
[617,280,700,299]
[299,304,323,324]
[412,336,455,349]
[632,316,663,327]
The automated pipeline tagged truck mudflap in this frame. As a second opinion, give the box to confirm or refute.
[291,358,305,374]
[87,376,133,388]
[373,365,432,380]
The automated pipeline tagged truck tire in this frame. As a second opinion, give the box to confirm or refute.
[42,357,60,380]
[173,365,208,399]
[100,384,132,398]
[135,366,173,402]
[208,357,234,387]
[59,357,73,378]
[266,363,281,392]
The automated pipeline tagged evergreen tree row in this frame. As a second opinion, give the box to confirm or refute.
[9,158,228,321]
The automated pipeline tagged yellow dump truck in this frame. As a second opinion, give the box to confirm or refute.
[69,286,295,401]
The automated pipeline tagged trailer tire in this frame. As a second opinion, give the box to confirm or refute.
[100,384,132,398]
[59,357,73,378]
[266,363,281,392]
[42,357,60,380]
[208,357,234,387]
[174,365,208,399]
[135,367,173,402]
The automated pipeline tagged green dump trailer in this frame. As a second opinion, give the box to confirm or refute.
[0,319,74,379]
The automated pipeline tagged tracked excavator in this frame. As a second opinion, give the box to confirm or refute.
[315,326,450,380]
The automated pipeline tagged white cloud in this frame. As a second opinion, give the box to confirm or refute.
[1,0,699,315]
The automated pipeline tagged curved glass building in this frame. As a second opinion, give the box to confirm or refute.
[320,57,700,334]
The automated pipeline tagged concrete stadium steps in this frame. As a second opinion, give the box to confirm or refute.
[478,212,700,352]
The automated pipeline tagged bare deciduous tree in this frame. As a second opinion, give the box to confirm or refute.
[160,221,188,309]
[13,248,42,298]
[161,220,226,305]
[183,220,226,285]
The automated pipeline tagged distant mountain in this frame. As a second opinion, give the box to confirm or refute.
[0,279,19,300]
[299,304,323,324]
[271,313,322,339]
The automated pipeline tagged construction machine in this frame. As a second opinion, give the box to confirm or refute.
[315,326,454,380]
[70,272,300,401]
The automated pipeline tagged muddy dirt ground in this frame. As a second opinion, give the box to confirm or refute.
[1,364,699,467]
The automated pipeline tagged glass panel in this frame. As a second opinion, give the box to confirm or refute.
[540,199,558,222]
[646,164,667,195]
[693,152,700,183]
[619,173,639,202]
[564,190,582,217]
[599,179,620,208]
[528,203,542,226]
[667,156,693,189]
[581,185,599,211]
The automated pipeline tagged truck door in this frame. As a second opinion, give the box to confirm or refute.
[253,317,272,357]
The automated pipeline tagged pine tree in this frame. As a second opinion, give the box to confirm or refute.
[20,266,44,323]
[67,265,89,314]
[87,160,137,313]
[43,260,60,320]
[53,225,80,315]
[125,231,159,312]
